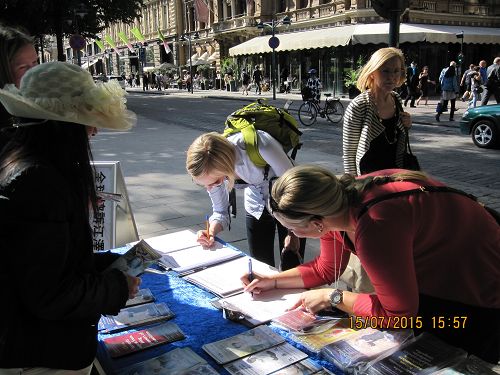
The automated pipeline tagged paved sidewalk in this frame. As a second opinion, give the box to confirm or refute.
[125,86,472,128]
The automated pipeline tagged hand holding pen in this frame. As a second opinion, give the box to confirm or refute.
[197,214,215,249]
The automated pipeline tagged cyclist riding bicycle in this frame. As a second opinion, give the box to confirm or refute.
[306,69,322,103]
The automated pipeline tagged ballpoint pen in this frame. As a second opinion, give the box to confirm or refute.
[248,258,253,297]
[205,214,210,239]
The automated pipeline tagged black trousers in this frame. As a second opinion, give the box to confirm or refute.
[415,294,499,364]
[245,208,305,269]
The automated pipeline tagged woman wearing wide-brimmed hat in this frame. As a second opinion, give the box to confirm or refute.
[0,61,138,373]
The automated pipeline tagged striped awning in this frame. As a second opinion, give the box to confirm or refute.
[229,23,500,56]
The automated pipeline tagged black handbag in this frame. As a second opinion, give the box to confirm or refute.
[403,129,421,171]
[395,97,421,171]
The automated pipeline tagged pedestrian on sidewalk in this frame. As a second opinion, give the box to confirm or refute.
[436,62,459,122]
[416,66,435,106]
[481,57,500,106]
[241,69,250,95]
[0,61,139,374]
[186,132,306,270]
[252,66,262,95]
[404,61,419,107]
[468,66,483,108]
[343,47,412,177]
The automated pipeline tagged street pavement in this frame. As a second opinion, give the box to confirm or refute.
[124,85,467,127]
[90,86,499,264]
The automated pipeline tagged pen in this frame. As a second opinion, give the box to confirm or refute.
[205,214,210,239]
[248,258,253,297]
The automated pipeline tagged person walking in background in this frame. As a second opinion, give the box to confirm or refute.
[241,69,250,96]
[0,62,140,373]
[436,62,459,122]
[404,61,419,107]
[243,164,499,364]
[252,66,262,95]
[479,60,488,86]
[306,69,322,103]
[142,71,149,91]
[0,24,38,135]
[481,57,500,106]
[460,64,474,98]
[468,66,483,108]
[343,47,412,176]
[186,133,305,270]
[416,66,435,106]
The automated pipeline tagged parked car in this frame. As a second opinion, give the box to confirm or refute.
[460,104,500,148]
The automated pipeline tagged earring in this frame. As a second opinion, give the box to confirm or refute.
[317,225,323,233]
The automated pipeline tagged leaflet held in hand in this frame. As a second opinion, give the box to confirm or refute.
[107,239,162,277]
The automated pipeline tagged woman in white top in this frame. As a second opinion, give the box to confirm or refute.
[186,132,304,269]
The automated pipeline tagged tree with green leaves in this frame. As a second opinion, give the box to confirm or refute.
[0,0,144,61]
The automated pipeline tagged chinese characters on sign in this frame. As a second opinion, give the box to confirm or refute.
[91,163,116,252]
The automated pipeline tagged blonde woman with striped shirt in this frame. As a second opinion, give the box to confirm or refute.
[343,48,413,176]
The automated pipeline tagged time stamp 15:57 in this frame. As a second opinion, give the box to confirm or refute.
[348,316,468,330]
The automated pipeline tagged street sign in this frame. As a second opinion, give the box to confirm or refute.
[269,36,280,49]
[69,34,86,50]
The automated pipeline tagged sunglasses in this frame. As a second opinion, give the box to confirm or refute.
[192,176,225,189]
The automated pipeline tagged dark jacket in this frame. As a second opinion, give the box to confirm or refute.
[0,162,129,369]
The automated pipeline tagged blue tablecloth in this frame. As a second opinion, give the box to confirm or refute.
[96,260,341,374]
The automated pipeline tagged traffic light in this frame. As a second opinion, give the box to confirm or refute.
[457,52,464,65]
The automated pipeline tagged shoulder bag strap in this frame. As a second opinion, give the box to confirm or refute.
[357,185,499,225]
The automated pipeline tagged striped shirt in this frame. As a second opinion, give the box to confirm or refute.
[342,91,407,176]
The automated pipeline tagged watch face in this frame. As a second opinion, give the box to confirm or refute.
[330,289,343,306]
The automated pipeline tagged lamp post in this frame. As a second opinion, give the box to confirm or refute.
[179,32,199,94]
[133,42,147,76]
[257,16,291,100]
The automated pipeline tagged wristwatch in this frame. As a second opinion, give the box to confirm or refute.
[329,289,343,308]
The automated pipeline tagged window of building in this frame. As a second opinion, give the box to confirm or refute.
[422,1,436,12]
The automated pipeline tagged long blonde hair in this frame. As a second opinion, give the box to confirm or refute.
[356,47,406,91]
[271,165,428,226]
[186,132,236,189]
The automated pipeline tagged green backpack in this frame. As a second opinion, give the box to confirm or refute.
[223,99,302,171]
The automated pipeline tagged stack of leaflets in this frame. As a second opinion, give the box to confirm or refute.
[290,319,356,353]
[364,332,467,374]
[98,302,174,333]
[125,288,155,307]
[272,309,341,335]
[184,256,278,298]
[203,326,309,375]
[116,347,219,375]
[136,229,199,253]
[434,355,500,375]
[103,321,185,358]
[107,240,162,277]
[320,328,413,373]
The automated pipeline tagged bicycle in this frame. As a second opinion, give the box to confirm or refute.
[298,93,344,126]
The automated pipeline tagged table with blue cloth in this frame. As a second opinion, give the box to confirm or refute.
[96,251,341,374]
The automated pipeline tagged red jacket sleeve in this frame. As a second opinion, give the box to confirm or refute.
[298,231,350,288]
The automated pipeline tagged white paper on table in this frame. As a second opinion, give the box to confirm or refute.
[219,288,305,324]
[159,241,243,274]
[128,229,199,254]
[184,256,278,297]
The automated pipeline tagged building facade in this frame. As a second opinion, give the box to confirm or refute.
[65,0,500,92]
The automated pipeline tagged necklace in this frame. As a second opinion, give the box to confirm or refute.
[333,232,346,290]
[369,91,398,145]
